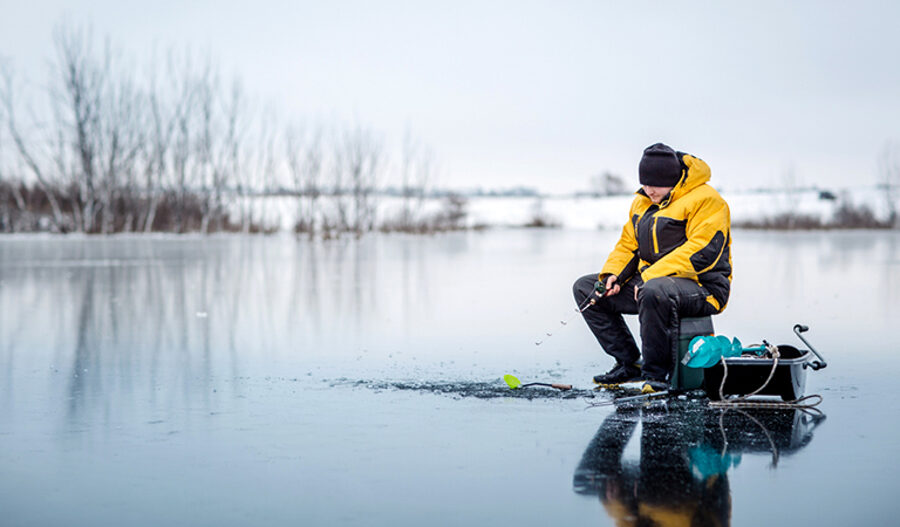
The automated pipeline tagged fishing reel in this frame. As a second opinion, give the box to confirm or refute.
[577,280,608,313]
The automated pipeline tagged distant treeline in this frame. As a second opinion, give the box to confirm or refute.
[0,22,468,236]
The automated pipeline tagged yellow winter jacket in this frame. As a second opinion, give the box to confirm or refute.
[600,152,732,312]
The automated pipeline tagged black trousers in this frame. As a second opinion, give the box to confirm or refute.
[572,274,718,380]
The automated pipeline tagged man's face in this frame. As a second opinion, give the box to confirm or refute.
[642,185,673,204]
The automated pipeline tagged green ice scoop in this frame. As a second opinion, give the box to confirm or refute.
[503,374,572,391]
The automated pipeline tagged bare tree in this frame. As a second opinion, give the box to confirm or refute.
[330,130,348,233]
[194,57,219,234]
[341,124,382,235]
[409,144,434,226]
[141,49,184,232]
[224,85,259,234]
[219,79,251,230]
[258,108,278,231]
[399,128,415,227]
[51,23,108,232]
[97,55,145,233]
[383,129,436,232]
[878,141,900,228]
[286,123,324,236]
[48,23,146,233]
[214,77,247,233]
[1,64,68,230]
[241,106,277,233]
[169,50,199,233]
[0,98,30,230]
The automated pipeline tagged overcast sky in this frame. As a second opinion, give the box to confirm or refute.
[2,1,898,193]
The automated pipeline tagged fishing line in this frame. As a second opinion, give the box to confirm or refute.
[505,284,604,394]
[534,281,605,346]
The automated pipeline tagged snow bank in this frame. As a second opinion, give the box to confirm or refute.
[237,186,894,232]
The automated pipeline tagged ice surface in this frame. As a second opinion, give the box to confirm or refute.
[0,229,898,525]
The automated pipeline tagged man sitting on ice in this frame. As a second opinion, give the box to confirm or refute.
[573,143,732,393]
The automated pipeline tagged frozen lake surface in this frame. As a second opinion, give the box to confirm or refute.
[1,228,899,525]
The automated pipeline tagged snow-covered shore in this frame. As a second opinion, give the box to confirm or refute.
[470,187,890,230]
[246,186,893,232]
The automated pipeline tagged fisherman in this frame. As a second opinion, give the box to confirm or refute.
[573,143,732,393]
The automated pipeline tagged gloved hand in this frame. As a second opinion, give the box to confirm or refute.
[601,275,621,297]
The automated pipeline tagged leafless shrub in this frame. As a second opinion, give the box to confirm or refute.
[522,197,561,228]
[734,212,825,230]
[434,194,468,230]
[735,198,891,230]
[832,199,890,229]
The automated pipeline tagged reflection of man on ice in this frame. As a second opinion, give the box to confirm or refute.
[573,406,731,527]
[573,143,732,392]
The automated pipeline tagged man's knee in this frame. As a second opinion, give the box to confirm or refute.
[637,278,674,308]
[573,274,596,301]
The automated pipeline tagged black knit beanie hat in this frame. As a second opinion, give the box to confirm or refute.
[639,143,682,187]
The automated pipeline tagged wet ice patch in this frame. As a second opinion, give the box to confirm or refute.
[339,378,602,400]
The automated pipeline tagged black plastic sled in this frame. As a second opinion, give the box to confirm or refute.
[702,324,827,401]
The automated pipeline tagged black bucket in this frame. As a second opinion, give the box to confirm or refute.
[703,325,827,402]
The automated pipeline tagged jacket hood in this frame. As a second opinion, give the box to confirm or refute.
[669,152,710,201]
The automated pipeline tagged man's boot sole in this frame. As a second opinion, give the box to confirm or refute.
[592,377,642,389]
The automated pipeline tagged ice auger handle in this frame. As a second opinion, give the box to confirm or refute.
[793,324,827,370]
